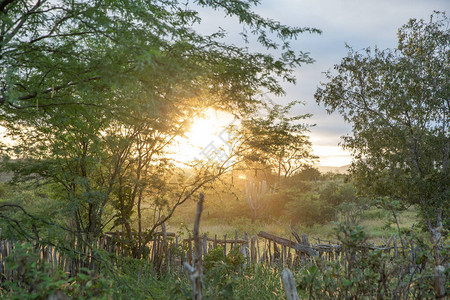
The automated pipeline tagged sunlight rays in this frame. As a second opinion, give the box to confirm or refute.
[172,109,236,164]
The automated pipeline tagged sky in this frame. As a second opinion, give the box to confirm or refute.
[193,0,449,166]
[2,1,447,168]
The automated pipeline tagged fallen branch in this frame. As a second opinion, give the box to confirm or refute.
[258,231,318,257]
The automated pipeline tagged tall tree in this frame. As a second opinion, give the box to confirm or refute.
[0,0,320,246]
[315,12,449,264]
[239,101,317,181]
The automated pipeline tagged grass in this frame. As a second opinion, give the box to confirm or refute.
[168,204,419,245]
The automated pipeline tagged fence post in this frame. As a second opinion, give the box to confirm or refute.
[268,240,272,264]
[434,265,446,299]
[393,234,398,258]
[202,233,208,259]
[183,193,205,300]
[256,239,261,264]
[250,236,256,264]
[223,234,227,258]
[282,268,299,300]
[243,233,249,268]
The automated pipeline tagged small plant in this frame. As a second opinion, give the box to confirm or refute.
[202,245,245,298]
[1,242,69,299]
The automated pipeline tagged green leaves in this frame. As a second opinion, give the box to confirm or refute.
[238,100,316,179]
[1,0,320,246]
[315,12,449,232]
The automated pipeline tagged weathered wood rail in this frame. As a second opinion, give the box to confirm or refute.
[0,227,405,282]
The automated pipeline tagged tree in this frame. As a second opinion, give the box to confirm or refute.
[0,0,320,252]
[0,0,319,113]
[294,166,321,181]
[315,12,449,265]
[239,101,317,181]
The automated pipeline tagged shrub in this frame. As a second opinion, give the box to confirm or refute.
[285,192,334,226]
[1,243,69,299]
[296,224,437,299]
[1,243,114,299]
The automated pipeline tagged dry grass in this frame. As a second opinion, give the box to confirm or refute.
[168,204,419,245]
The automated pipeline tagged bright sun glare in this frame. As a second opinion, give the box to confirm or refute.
[172,109,351,167]
[172,109,236,164]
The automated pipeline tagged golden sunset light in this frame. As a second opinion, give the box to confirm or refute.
[0,0,446,297]
[172,109,236,164]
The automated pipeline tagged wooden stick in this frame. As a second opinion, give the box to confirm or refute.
[184,193,205,300]
[434,265,446,299]
[282,268,299,300]
[258,231,318,257]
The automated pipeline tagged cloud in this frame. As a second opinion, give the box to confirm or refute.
[191,0,448,166]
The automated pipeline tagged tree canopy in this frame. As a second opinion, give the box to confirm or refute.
[315,12,449,259]
[238,100,316,180]
[0,0,320,253]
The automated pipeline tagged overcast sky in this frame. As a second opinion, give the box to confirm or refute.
[196,0,449,166]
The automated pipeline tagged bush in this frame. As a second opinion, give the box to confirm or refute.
[202,245,245,299]
[285,192,334,226]
[0,243,114,299]
[1,243,69,299]
[296,224,437,299]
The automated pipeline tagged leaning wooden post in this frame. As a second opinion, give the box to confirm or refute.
[282,268,299,300]
[183,193,205,300]
[434,265,446,299]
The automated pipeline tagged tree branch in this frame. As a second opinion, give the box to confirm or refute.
[1,76,101,107]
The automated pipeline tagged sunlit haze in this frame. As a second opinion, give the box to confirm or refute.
[172,109,351,167]
[172,109,236,164]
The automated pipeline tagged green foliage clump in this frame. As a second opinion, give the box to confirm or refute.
[1,243,68,299]
[0,243,113,299]
[0,183,69,242]
[203,245,245,298]
[283,181,363,227]
[285,192,334,227]
[296,224,438,299]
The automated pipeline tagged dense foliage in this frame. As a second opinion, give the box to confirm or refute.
[0,0,319,255]
[0,2,447,299]
[315,12,449,264]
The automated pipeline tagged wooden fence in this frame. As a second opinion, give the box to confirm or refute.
[0,226,406,282]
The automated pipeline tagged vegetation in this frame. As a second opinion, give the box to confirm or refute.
[0,0,318,257]
[0,0,447,298]
[315,11,449,266]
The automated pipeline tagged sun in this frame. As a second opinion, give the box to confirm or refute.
[185,112,222,148]
[172,109,237,164]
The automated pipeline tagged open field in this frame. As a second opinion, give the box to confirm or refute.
[168,203,420,244]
